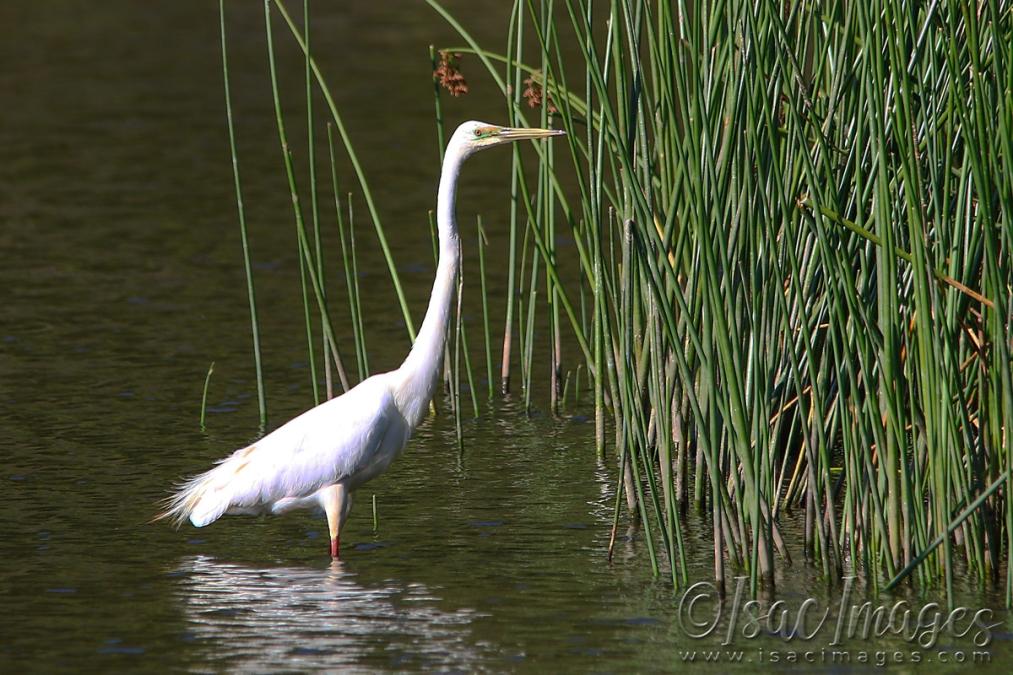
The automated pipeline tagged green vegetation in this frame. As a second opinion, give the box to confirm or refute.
[219,0,266,427]
[223,0,1013,603]
[428,0,1013,602]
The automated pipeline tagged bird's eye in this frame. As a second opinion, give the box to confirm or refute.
[473,129,482,137]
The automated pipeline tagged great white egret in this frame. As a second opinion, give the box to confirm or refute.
[157,121,564,558]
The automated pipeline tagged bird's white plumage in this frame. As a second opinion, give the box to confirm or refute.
[161,373,409,528]
[157,120,563,553]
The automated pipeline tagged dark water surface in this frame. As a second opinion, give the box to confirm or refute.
[2,2,1011,672]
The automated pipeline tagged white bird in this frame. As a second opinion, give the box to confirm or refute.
[157,121,564,557]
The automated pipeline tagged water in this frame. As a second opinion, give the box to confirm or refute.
[1,1,1010,672]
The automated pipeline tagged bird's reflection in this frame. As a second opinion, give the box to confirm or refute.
[174,555,489,671]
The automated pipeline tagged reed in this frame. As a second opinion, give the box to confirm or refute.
[224,0,1012,602]
[266,0,353,401]
[429,0,1013,601]
[453,274,465,452]
[502,0,527,395]
[264,0,321,406]
[303,0,331,400]
[219,0,266,428]
[477,217,494,400]
[327,127,369,381]
[273,0,417,344]
[199,361,215,431]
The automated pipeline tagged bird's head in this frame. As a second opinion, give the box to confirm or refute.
[450,120,564,158]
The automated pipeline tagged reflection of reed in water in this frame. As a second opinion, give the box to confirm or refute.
[174,555,489,671]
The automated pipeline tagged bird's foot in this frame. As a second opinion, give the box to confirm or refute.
[330,536,340,559]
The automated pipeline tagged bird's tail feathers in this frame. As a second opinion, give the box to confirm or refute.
[152,467,232,528]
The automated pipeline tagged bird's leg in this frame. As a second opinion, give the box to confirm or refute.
[322,484,346,559]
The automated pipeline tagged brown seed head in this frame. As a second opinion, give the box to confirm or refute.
[522,75,557,113]
[434,50,469,97]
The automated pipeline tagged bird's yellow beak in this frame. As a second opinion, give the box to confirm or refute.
[497,126,566,141]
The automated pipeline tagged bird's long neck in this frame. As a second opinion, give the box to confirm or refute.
[395,147,463,427]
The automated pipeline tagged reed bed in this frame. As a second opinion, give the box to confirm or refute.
[221,0,1012,603]
[427,0,1013,601]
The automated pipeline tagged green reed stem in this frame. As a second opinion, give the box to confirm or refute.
[219,0,266,428]
[477,217,494,400]
[372,493,379,532]
[500,0,526,394]
[459,302,480,418]
[273,0,416,343]
[264,0,319,405]
[199,361,214,431]
[346,194,368,378]
[327,126,368,381]
[453,274,465,452]
[430,45,447,162]
[304,0,331,400]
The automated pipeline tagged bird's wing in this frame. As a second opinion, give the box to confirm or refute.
[159,374,402,527]
[262,375,404,493]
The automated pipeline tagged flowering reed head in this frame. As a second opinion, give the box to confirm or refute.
[434,50,469,97]
[522,75,557,113]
